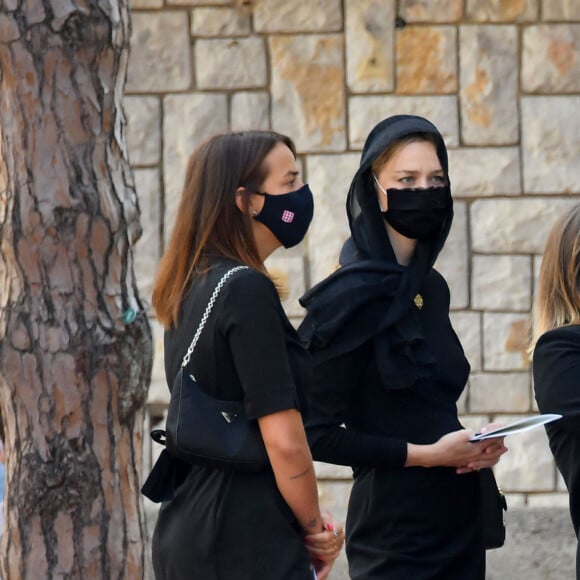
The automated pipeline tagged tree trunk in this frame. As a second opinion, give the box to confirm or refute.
[0,2,152,578]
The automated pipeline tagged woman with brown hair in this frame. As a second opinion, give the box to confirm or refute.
[532,203,580,580]
[147,130,342,579]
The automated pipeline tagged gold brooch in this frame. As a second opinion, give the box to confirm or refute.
[414,293,424,310]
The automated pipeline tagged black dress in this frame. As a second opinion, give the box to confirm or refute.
[533,324,580,580]
[299,115,485,579]
[303,269,483,580]
[151,260,314,580]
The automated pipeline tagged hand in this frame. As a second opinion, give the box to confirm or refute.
[304,513,344,580]
[456,423,508,474]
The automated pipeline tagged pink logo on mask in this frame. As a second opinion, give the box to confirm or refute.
[281,210,295,223]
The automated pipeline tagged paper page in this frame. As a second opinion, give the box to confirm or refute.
[469,413,562,441]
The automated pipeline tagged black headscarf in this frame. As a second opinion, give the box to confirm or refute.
[299,115,453,389]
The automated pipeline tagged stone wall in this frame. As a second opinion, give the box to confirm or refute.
[126,0,580,572]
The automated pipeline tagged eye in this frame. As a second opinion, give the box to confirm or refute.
[432,175,446,185]
[400,176,415,185]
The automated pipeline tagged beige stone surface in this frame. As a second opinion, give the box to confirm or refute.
[396,26,457,93]
[483,313,531,371]
[253,0,342,32]
[435,201,468,308]
[264,254,308,318]
[448,147,521,197]
[450,311,482,371]
[195,38,267,89]
[542,0,580,20]
[305,153,358,282]
[126,12,191,93]
[231,92,270,131]
[125,96,161,166]
[471,197,579,253]
[472,255,532,311]
[191,7,251,36]
[162,93,228,247]
[133,168,161,304]
[399,0,463,22]
[270,35,347,152]
[345,0,395,93]
[522,96,580,194]
[466,0,538,22]
[348,95,459,149]
[493,417,555,491]
[459,25,519,145]
[129,0,162,9]
[469,372,531,413]
[522,25,580,93]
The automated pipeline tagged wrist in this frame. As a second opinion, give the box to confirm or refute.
[406,443,435,468]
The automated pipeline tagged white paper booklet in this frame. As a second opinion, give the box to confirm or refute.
[469,413,563,441]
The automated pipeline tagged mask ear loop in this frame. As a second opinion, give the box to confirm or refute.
[372,173,388,197]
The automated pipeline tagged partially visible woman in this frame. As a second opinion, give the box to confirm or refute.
[299,115,507,579]
[148,131,343,579]
[532,203,580,580]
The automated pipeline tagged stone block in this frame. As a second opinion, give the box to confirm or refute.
[542,0,580,20]
[270,35,346,152]
[348,95,459,149]
[435,201,468,308]
[133,168,161,303]
[396,26,457,93]
[471,198,580,253]
[492,416,555,491]
[124,96,161,166]
[191,7,251,36]
[459,25,518,145]
[314,461,353,481]
[459,414,491,432]
[472,255,532,311]
[304,153,359,283]
[448,147,521,197]
[345,0,395,93]
[449,311,482,371]
[399,0,463,22]
[162,94,228,248]
[146,318,169,407]
[527,493,571,507]
[195,38,267,89]
[522,25,580,93]
[466,0,538,21]
[522,96,580,193]
[485,507,577,580]
[231,92,270,131]
[483,313,531,371]
[469,372,531,413]
[129,0,162,9]
[168,0,228,4]
[126,12,191,93]
[253,0,342,33]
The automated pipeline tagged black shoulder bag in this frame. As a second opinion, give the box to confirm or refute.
[150,266,269,471]
[480,467,508,549]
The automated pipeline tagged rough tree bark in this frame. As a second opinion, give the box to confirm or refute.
[0,1,152,578]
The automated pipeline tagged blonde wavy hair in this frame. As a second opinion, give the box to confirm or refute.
[531,203,580,351]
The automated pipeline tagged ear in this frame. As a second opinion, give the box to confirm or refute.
[235,187,248,214]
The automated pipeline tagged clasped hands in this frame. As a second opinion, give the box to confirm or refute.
[304,513,344,580]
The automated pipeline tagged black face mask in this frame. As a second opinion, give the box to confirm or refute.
[378,185,451,240]
[254,184,314,248]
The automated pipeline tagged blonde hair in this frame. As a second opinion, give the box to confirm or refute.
[531,203,580,350]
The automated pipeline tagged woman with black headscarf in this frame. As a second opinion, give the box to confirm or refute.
[299,115,508,579]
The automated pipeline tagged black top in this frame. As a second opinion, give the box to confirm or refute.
[150,259,315,580]
[303,269,469,471]
[533,324,580,539]
[164,259,308,420]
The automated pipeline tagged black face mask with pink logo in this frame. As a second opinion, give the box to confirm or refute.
[254,184,314,248]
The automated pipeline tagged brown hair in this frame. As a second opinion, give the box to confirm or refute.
[371,132,445,177]
[152,130,296,328]
[531,203,580,350]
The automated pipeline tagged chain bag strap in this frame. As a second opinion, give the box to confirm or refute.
[147,264,269,485]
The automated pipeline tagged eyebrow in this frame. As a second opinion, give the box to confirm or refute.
[285,170,300,177]
[393,169,444,174]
